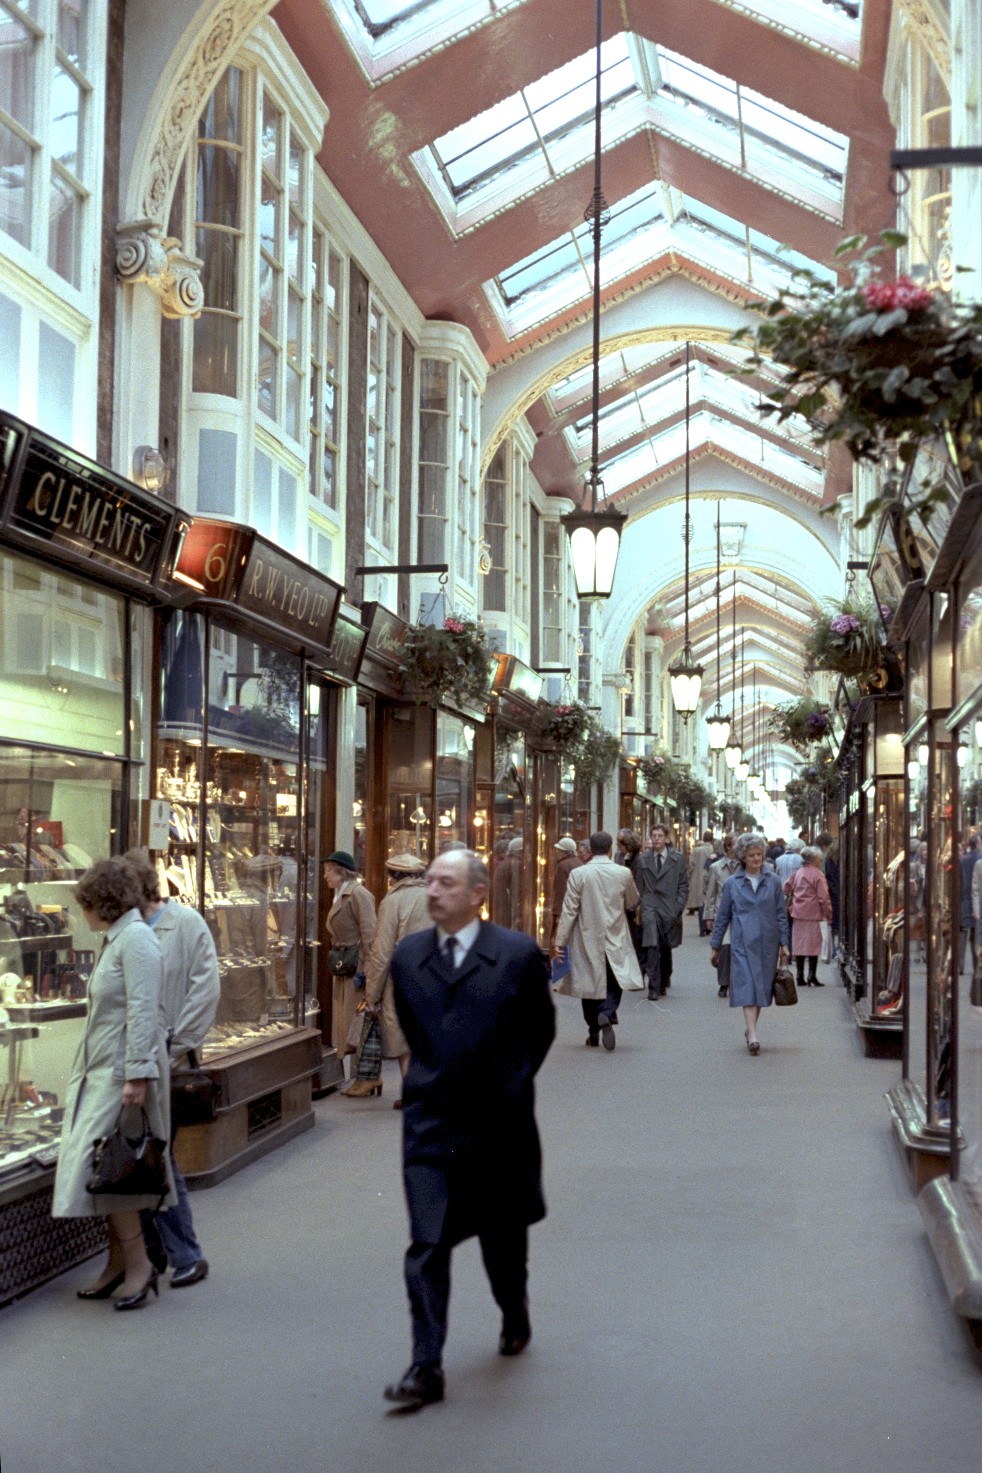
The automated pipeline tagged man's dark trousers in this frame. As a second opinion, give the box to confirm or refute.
[406,1222,528,1366]
[582,959,623,1035]
[645,938,673,994]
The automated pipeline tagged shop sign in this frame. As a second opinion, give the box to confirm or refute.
[173,517,343,655]
[326,611,369,682]
[1,413,172,584]
[362,600,409,670]
[492,653,544,704]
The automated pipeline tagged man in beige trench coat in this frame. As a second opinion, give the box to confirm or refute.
[553,831,644,1051]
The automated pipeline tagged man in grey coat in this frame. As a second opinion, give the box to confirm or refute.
[636,823,688,999]
[125,850,220,1288]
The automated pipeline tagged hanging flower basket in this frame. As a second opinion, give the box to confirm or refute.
[804,601,884,683]
[770,698,833,754]
[571,722,622,787]
[403,615,496,709]
[539,700,593,751]
[732,231,982,526]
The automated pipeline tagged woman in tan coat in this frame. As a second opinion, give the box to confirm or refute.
[324,851,376,1071]
[346,852,430,1102]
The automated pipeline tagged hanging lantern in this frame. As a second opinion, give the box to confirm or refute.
[669,648,704,717]
[563,504,627,599]
[707,712,731,750]
[724,738,742,770]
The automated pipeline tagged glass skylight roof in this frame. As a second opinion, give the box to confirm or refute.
[431,33,636,200]
[594,410,823,498]
[711,0,861,63]
[331,0,528,83]
[487,180,831,338]
[414,32,848,235]
[565,359,819,463]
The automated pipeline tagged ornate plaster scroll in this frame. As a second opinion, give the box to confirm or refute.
[140,0,276,227]
[116,220,204,318]
[896,0,951,83]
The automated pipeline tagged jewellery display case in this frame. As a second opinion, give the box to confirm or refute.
[854,699,905,1056]
[155,609,327,1186]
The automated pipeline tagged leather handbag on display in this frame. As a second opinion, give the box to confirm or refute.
[170,1049,219,1127]
[772,966,798,1007]
[327,943,360,976]
[86,1108,168,1202]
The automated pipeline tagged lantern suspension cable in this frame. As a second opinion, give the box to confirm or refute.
[706,503,731,751]
[736,632,750,783]
[668,342,705,719]
[724,570,742,771]
[560,0,626,600]
[748,665,762,791]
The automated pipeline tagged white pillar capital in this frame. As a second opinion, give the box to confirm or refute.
[116,220,204,319]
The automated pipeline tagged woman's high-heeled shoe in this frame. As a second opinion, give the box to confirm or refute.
[114,1269,159,1312]
[343,1078,382,1098]
[77,1271,125,1301]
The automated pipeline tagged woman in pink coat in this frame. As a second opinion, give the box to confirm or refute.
[785,846,833,988]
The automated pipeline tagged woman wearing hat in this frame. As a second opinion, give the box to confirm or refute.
[348,852,430,1102]
[550,837,582,944]
[324,852,377,1072]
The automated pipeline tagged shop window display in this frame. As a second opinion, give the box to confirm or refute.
[156,610,306,1060]
[435,712,474,855]
[867,780,906,1017]
[387,705,434,863]
[492,729,527,930]
[926,737,955,1129]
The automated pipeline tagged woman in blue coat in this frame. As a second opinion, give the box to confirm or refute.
[710,832,790,1055]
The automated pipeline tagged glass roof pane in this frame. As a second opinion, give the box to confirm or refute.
[429,32,636,200]
[494,181,663,321]
[652,44,847,204]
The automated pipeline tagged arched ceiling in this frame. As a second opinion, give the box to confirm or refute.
[273,0,894,714]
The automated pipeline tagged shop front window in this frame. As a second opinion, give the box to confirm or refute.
[435,711,474,854]
[156,611,304,1054]
[926,734,955,1130]
[0,744,124,1176]
[491,728,527,929]
[0,547,127,755]
[387,704,433,863]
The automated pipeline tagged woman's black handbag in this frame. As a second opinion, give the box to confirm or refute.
[327,943,360,976]
[86,1108,168,1203]
[772,966,798,1007]
[170,1049,219,1127]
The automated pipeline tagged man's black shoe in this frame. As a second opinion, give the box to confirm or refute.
[170,1258,209,1288]
[718,985,728,998]
[585,1033,599,1047]
[499,1313,532,1356]
[597,1012,615,1051]
[384,1364,445,1410]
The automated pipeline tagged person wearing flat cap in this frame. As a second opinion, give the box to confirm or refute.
[324,851,376,1072]
[550,836,582,944]
[348,852,429,1103]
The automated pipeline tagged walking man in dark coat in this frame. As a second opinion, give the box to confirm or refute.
[636,822,688,998]
[384,848,555,1411]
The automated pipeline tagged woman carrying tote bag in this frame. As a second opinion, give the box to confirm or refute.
[324,851,376,1071]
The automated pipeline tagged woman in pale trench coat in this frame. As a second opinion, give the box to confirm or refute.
[346,852,429,1103]
[710,833,790,1056]
[324,850,377,1074]
[52,859,175,1309]
[553,832,644,1049]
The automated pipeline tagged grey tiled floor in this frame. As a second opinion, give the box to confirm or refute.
[5,935,982,1473]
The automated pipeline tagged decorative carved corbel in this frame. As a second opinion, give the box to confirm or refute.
[116,220,205,319]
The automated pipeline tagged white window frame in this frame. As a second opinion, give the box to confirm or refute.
[365,294,400,561]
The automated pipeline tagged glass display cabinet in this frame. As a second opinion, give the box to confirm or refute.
[855,698,905,1056]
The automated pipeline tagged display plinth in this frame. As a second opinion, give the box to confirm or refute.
[854,1001,903,1057]
[918,1176,982,1350]
[0,1168,106,1307]
[174,1028,321,1189]
[886,1079,961,1191]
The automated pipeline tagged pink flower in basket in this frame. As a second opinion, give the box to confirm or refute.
[829,613,861,635]
[862,276,935,314]
[443,617,466,634]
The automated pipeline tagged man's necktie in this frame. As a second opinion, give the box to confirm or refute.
[656,854,664,875]
[443,935,457,969]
